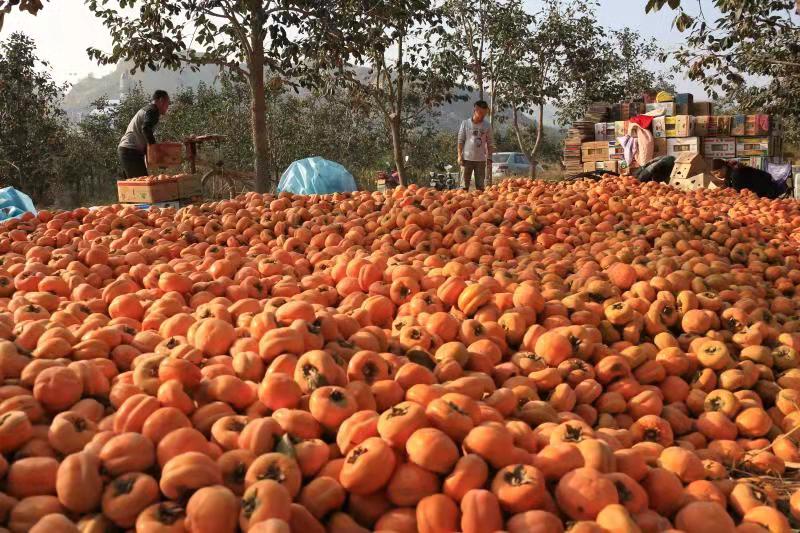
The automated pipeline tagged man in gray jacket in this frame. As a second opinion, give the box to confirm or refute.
[117,90,170,179]
[457,100,493,190]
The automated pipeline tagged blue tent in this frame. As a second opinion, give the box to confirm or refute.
[277,157,357,195]
[0,187,36,221]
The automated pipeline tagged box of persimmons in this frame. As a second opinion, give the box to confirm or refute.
[117,174,180,203]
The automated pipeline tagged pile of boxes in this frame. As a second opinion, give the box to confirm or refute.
[571,92,785,190]
[117,174,202,208]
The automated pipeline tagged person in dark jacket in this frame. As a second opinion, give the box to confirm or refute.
[117,90,170,179]
[710,159,782,198]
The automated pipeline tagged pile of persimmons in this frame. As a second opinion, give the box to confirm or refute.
[2,176,800,532]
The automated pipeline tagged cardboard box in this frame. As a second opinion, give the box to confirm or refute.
[695,116,731,136]
[702,137,736,159]
[745,114,770,136]
[793,165,800,199]
[121,200,182,210]
[656,91,674,103]
[746,156,767,170]
[177,174,202,199]
[594,122,615,141]
[669,153,707,189]
[117,178,180,204]
[582,160,619,173]
[598,160,619,172]
[611,102,639,121]
[691,102,713,116]
[653,138,667,157]
[731,115,747,136]
[675,93,694,105]
[671,172,716,191]
[614,121,630,138]
[667,137,701,157]
[665,115,695,138]
[652,117,666,139]
[147,143,183,168]
[675,104,690,116]
[608,140,625,161]
[736,137,770,157]
[645,102,676,116]
[581,141,612,163]
[734,156,772,170]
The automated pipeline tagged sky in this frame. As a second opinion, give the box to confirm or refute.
[2,0,720,95]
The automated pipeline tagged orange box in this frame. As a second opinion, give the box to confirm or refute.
[117,178,179,203]
[147,143,183,168]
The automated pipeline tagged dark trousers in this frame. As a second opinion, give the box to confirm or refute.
[118,147,148,179]
[461,160,487,190]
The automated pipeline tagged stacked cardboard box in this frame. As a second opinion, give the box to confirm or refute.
[581,141,623,163]
[793,165,800,199]
[117,173,202,205]
[674,93,693,115]
[610,102,643,121]
[567,93,783,183]
[594,122,615,141]
[563,121,595,174]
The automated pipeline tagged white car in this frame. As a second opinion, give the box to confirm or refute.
[492,152,543,179]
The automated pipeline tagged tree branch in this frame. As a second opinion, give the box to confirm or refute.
[216,0,254,58]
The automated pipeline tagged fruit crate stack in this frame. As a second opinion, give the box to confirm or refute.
[563,104,608,175]
[117,173,202,208]
[568,92,784,187]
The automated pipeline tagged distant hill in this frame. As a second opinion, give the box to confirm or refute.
[64,62,561,130]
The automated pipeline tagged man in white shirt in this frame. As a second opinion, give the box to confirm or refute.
[457,100,493,190]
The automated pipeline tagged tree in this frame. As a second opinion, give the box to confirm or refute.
[86,0,352,193]
[0,32,68,203]
[492,0,606,176]
[645,0,800,144]
[440,0,494,99]
[556,27,675,125]
[325,0,462,186]
[0,0,45,32]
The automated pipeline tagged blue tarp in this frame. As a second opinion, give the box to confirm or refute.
[0,187,36,221]
[277,157,357,195]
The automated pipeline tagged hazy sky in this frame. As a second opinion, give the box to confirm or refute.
[2,0,719,95]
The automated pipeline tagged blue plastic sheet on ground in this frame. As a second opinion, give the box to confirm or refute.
[0,187,36,221]
[277,157,357,195]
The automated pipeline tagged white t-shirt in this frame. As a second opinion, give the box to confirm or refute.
[458,118,493,162]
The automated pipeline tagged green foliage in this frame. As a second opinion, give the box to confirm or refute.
[557,27,675,125]
[0,28,459,208]
[470,1,640,168]
[318,0,462,185]
[0,32,68,203]
[645,0,800,145]
[84,0,367,192]
[84,0,462,190]
[0,0,46,32]
[440,0,492,97]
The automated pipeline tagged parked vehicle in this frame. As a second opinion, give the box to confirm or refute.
[492,152,543,179]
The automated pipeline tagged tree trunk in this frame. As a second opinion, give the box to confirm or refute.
[477,0,485,100]
[488,62,495,129]
[249,71,271,193]
[389,114,407,186]
[392,36,407,187]
[529,103,544,178]
[512,107,527,158]
[248,7,271,193]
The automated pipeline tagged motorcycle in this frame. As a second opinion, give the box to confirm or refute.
[428,163,458,190]
[376,165,400,191]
